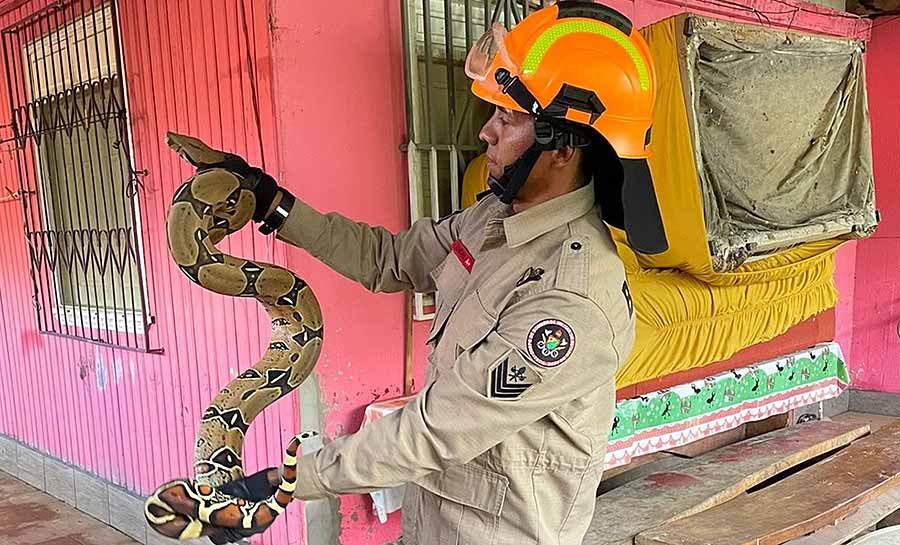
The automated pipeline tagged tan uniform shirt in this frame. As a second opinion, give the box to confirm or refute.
[277,183,635,545]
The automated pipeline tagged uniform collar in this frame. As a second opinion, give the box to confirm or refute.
[500,182,595,248]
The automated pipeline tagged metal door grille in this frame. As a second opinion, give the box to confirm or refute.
[401,0,549,319]
[2,0,157,353]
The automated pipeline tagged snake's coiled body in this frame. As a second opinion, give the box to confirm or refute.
[144,133,323,540]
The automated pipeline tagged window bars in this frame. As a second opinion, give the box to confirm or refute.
[2,0,157,353]
[401,0,549,320]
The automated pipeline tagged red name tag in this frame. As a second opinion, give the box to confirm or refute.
[450,240,475,273]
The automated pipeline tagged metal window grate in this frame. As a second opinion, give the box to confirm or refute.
[2,0,158,353]
[401,0,549,320]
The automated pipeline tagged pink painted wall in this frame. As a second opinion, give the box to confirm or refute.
[848,20,900,392]
[0,1,306,544]
[267,2,411,543]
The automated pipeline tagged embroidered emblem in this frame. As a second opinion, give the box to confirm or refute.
[527,319,575,368]
[516,266,544,288]
[622,280,633,318]
[488,357,533,400]
[450,240,475,273]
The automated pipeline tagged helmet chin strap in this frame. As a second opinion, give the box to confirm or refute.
[488,118,591,204]
[488,146,544,204]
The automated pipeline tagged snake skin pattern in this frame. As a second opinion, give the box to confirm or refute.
[143,133,323,540]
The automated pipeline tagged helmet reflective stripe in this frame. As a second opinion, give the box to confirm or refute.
[521,20,651,92]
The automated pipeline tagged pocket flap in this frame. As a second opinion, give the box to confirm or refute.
[455,290,498,351]
[426,256,468,344]
[415,463,509,516]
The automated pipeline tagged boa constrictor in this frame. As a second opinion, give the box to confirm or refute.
[143,133,323,541]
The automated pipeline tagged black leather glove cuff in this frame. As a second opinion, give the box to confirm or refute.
[258,191,295,235]
[198,155,280,222]
[217,467,280,502]
[209,527,252,545]
[247,169,279,222]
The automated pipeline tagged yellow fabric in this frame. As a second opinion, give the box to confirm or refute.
[461,153,489,209]
[612,238,841,388]
[635,17,714,276]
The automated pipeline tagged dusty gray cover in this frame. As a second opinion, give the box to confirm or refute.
[681,15,877,270]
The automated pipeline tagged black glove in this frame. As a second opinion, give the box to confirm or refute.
[200,155,280,223]
[207,467,281,545]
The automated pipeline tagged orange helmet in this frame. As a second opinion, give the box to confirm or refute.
[466,1,656,159]
[466,1,667,254]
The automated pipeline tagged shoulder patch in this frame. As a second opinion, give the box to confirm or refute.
[527,319,576,368]
[487,356,535,400]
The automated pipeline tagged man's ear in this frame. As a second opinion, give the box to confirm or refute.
[551,146,579,169]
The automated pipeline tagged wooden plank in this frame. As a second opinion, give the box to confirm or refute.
[584,421,869,545]
[785,487,900,545]
[637,420,900,545]
[599,453,685,496]
[603,452,678,481]
[833,412,900,433]
[664,425,746,458]
[877,507,900,528]
[746,411,794,439]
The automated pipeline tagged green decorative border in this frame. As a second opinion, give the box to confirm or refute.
[610,344,848,442]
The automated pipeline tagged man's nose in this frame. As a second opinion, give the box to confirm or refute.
[479,117,498,146]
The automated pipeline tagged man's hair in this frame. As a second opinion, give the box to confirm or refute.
[549,118,622,186]
[585,134,626,226]
[546,118,626,223]
[580,132,622,186]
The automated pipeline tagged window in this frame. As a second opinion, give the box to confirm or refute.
[401,0,550,320]
[3,1,155,352]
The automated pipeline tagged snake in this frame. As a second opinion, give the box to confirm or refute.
[143,133,324,541]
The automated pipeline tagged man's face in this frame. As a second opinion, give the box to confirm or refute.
[479,107,535,181]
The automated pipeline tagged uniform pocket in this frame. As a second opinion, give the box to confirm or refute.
[453,289,498,353]
[427,255,469,345]
[416,463,508,545]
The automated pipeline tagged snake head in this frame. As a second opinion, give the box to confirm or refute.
[183,169,255,245]
[209,185,256,244]
[167,132,234,167]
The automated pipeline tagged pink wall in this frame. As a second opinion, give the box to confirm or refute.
[849,20,900,392]
[268,2,412,543]
[0,1,305,544]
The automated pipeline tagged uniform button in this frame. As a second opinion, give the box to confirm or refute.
[570,241,582,251]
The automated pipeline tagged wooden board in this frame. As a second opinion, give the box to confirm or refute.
[833,412,900,434]
[637,420,900,545]
[785,487,900,545]
[584,421,869,545]
[602,452,679,481]
[663,425,746,458]
[599,453,685,496]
